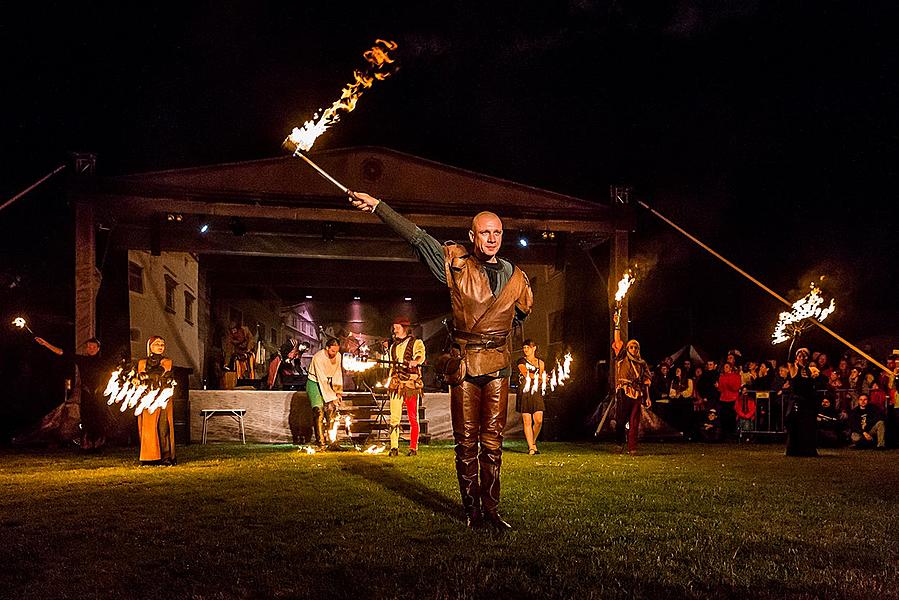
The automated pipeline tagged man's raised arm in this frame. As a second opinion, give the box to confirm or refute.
[350,191,447,285]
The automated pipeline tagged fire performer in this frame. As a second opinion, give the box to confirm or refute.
[306,338,344,449]
[136,336,176,465]
[517,339,546,456]
[612,312,652,455]
[386,317,425,457]
[350,191,533,530]
[34,336,110,450]
[785,347,821,457]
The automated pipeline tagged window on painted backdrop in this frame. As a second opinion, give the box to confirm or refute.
[164,275,177,313]
[184,291,195,325]
[128,262,144,294]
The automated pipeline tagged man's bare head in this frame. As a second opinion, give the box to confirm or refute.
[469,211,503,261]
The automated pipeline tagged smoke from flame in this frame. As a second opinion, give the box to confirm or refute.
[286,39,398,153]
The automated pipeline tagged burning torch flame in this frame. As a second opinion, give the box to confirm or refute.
[614,272,635,303]
[772,283,836,345]
[12,317,34,335]
[285,39,397,153]
[342,353,379,373]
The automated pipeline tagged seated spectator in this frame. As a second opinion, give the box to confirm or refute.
[700,408,722,442]
[669,366,693,400]
[817,394,848,447]
[860,372,876,398]
[649,363,672,404]
[850,394,886,449]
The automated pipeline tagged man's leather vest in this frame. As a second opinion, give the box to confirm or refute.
[442,243,533,377]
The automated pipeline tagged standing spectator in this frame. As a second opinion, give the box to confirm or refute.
[850,394,886,449]
[754,361,774,391]
[717,362,742,440]
[816,353,833,380]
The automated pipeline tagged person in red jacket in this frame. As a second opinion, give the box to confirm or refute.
[717,362,742,440]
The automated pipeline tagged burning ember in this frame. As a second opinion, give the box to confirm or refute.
[522,352,573,395]
[284,39,397,154]
[772,283,836,345]
[342,353,378,373]
[103,367,175,416]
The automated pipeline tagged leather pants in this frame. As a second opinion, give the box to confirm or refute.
[450,375,509,517]
[312,406,325,446]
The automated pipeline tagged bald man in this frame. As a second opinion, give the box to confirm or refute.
[351,191,533,530]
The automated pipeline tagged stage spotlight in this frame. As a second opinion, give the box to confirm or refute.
[305,295,313,299]
[353,295,361,301]
[518,237,529,247]
[199,223,210,234]
[404,297,412,301]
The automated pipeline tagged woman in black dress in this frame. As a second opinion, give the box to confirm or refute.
[517,339,545,455]
[785,347,821,457]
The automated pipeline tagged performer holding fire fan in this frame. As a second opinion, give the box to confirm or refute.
[386,317,425,457]
[350,191,533,530]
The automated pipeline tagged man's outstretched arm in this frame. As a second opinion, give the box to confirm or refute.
[350,191,447,285]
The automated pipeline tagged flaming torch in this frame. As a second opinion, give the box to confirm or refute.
[282,39,398,193]
[342,353,379,373]
[772,282,836,345]
[613,270,636,319]
[12,317,34,335]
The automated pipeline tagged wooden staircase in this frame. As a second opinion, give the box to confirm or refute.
[333,390,431,445]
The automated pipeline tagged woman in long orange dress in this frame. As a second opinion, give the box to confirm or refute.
[136,336,176,465]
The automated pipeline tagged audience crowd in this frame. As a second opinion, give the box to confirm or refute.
[644,347,899,449]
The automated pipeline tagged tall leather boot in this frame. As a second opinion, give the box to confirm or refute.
[456,451,482,528]
[312,406,325,448]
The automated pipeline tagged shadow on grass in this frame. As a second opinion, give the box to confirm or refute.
[335,456,462,522]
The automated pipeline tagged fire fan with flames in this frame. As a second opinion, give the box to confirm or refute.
[103,365,176,416]
[522,352,573,396]
[771,282,836,345]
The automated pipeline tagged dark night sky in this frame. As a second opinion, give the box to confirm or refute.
[2,1,898,361]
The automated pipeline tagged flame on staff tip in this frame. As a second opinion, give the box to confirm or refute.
[614,271,636,304]
[343,353,379,373]
[771,282,836,345]
[12,317,34,335]
[284,39,398,154]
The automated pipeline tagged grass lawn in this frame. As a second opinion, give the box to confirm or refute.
[1,441,898,599]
